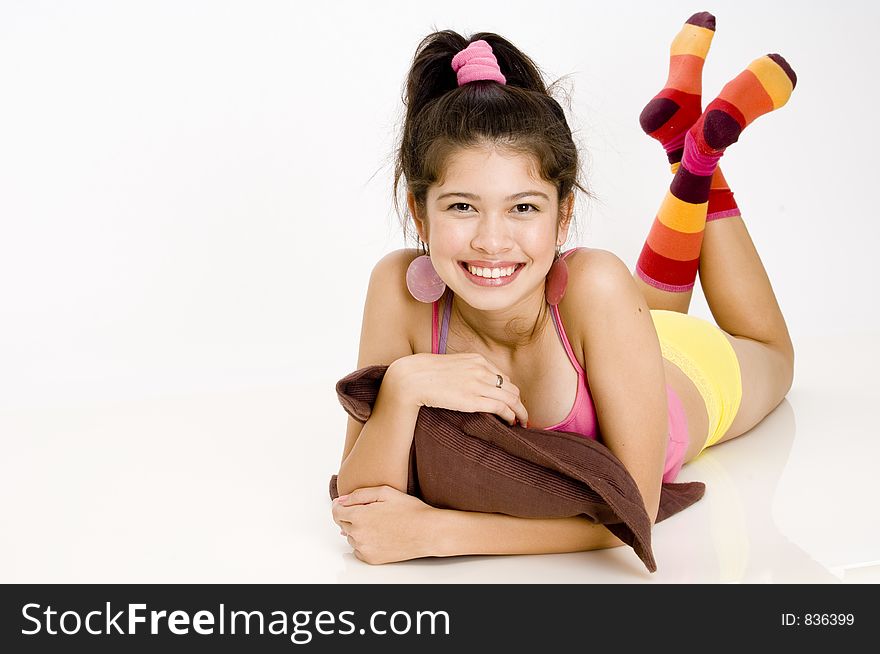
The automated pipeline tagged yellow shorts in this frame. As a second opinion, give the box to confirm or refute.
[650,310,743,452]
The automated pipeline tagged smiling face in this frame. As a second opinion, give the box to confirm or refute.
[412,144,571,311]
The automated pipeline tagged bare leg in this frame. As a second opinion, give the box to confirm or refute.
[634,273,694,314]
[695,215,795,447]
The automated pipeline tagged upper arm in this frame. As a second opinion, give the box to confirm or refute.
[566,249,668,523]
[340,249,419,464]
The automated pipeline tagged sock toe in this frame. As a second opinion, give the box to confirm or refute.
[767,53,797,89]
[686,11,716,31]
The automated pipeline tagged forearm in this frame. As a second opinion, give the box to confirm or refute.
[431,508,627,557]
[336,380,421,497]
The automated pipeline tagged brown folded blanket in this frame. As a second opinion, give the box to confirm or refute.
[329,364,705,572]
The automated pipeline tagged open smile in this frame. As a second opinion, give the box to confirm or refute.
[458,261,526,287]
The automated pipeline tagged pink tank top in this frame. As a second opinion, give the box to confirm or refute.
[429,247,689,482]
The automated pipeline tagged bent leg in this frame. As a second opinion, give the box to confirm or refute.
[700,216,794,360]
[696,215,795,448]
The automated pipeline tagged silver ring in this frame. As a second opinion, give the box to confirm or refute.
[496,374,503,389]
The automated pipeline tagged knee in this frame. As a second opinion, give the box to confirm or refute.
[770,331,795,395]
[777,341,795,398]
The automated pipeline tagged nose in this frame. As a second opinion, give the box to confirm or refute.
[472,211,513,254]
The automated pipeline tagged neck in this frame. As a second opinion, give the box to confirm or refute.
[450,282,551,356]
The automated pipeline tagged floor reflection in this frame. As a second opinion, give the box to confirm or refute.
[663,397,840,583]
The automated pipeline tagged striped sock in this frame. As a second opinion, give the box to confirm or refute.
[639,11,715,165]
[636,54,797,292]
[668,162,741,221]
[640,11,741,224]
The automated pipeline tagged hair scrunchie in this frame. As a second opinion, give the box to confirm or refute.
[450,39,507,86]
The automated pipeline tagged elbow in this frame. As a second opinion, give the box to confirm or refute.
[335,474,354,498]
[334,468,362,498]
[335,467,408,498]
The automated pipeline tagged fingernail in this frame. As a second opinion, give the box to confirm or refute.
[336,494,350,503]
[526,420,530,428]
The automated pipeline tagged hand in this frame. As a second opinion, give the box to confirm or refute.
[331,485,440,564]
[389,352,529,427]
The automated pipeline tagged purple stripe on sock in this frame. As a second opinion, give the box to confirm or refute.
[636,265,696,293]
[681,132,721,177]
[706,208,742,221]
[670,166,713,204]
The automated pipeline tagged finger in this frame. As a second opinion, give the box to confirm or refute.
[477,365,527,426]
[496,387,529,426]
[333,487,375,507]
[336,487,383,506]
[515,398,529,427]
[481,396,516,425]
[332,503,355,524]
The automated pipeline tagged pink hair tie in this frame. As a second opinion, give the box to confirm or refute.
[451,39,506,86]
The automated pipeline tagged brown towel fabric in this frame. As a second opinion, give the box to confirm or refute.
[329,364,705,572]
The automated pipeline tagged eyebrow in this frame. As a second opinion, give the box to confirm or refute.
[435,191,551,202]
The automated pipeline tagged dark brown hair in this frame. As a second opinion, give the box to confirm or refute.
[393,30,589,248]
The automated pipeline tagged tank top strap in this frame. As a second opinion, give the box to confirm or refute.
[560,246,581,262]
[439,288,452,354]
[432,296,439,354]
[432,288,453,355]
[549,247,586,375]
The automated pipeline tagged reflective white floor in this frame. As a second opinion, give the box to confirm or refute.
[2,332,878,584]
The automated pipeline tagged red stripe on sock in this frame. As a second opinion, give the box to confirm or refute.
[707,188,739,215]
[636,243,700,288]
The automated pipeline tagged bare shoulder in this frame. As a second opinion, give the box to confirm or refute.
[561,247,641,309]
[356,248,424,368]
[558,247,649,359]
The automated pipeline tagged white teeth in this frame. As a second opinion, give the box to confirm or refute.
[466,264,517,278]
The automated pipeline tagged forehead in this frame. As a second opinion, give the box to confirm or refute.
[436,146,548,191]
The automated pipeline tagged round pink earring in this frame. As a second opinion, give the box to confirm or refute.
[406,243,447,303]
[545,246,568,306]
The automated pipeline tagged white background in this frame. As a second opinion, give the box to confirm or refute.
[1,0,878,582]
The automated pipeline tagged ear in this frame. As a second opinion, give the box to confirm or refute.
[557,193,574,246]
[407,191,428,242]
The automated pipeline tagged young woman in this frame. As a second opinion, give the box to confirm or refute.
[332,13,796,565]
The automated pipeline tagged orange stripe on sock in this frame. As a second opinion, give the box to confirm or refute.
[646,218,705,261]
[717,70,774,126]
[670,24,714,58]
[657,191,708,233]
[747,57,794,109]
[710,166,729,190]
[666,54,705,94]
